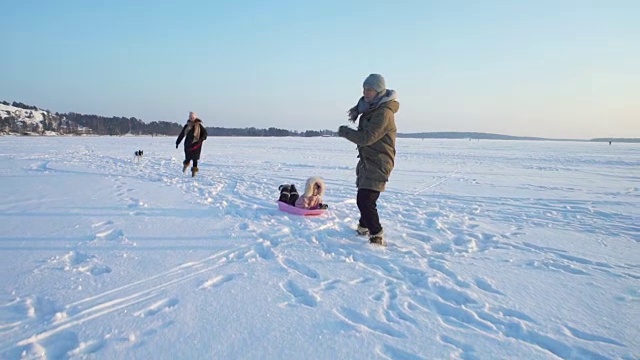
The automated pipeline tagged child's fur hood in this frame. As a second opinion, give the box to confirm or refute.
[302,177,325,197]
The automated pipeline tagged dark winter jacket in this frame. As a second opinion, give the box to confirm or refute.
[338,98,398,192]
[176,119,208,159]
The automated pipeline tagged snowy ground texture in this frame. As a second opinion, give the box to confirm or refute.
[0,136,638,360]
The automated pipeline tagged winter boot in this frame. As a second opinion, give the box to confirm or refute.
[182,160,190,173]
[356,224,370,236]
[191,166,199,177]
[278,184,291,203]
[288,184,299,206]
[369,229,386,246]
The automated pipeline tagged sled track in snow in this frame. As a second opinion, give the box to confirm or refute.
[4,245,249,352]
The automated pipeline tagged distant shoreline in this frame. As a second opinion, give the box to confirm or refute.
[2,101,638,142]
[397,133,640,143]
[3,132,639,143]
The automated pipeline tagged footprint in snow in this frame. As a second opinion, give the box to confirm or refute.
[281,280,318,308]
[279,257,320,279]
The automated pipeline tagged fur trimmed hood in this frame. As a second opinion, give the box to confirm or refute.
[302,177,325,198]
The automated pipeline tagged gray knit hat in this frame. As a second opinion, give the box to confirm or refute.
[363,73,386,93]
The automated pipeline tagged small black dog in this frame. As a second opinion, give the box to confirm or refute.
[134,150,143,162]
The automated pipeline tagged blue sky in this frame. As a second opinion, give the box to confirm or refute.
[1,0,638,138]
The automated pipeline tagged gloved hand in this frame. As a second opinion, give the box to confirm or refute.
[338,126,350,137]
[175,143,179,149]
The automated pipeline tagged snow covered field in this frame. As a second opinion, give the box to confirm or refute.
[0,136,638,360]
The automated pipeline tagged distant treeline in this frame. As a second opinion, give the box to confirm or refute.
[64,112,183,136]
[1,100,40,111]
[2,100,335,137]
[397,132,546,141]
[589,138,640,143]
[64,114,334,137]
[398,132,640,143]
[207,127,333,137]
[3,100,639,141]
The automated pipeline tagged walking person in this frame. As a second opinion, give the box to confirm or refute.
[338,74,399,246]
[176,111,208,177]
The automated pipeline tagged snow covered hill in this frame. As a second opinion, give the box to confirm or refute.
[0,103,50,134]
[0,103,47,123]
[0,103,91,135]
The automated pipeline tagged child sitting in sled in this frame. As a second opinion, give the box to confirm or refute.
[278,177,328,210]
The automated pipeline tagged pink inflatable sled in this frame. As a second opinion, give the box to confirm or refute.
[277,201,326,216]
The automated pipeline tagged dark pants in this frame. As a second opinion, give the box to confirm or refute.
[357,189,382,235]
[184,150,199,167]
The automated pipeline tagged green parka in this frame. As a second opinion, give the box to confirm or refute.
[339,99,399,192]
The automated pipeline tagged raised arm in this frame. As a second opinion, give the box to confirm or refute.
[338,108,392,146]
